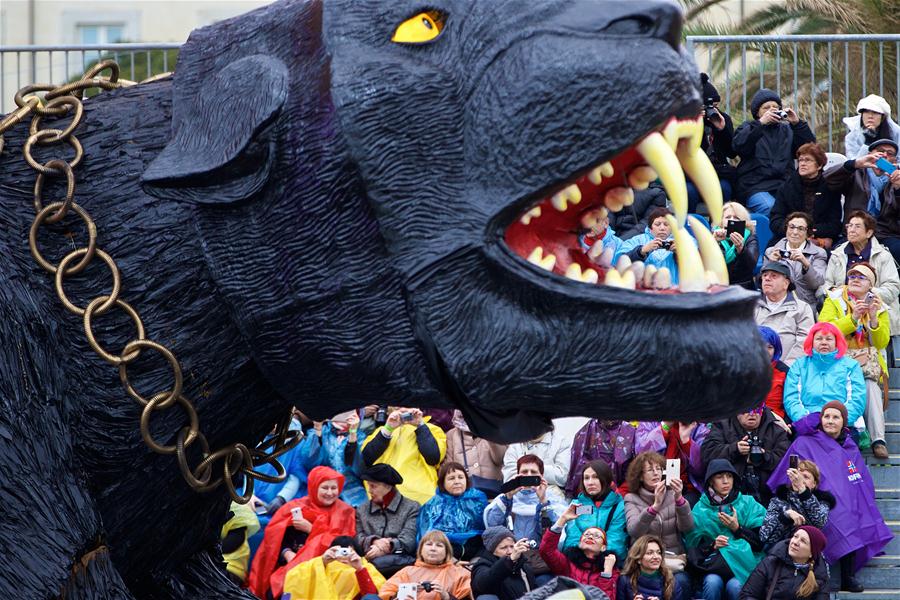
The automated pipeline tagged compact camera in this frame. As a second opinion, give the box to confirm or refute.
[401,412,414,422]
[775,109,789,120]
[659,240,674,251]
[374,406,388,425]
[335,547,352,557]
[421,582,433,593]
[526,539,538,548]
[779,250,792,259]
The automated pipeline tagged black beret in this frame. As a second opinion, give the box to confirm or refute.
[361,464,403,485]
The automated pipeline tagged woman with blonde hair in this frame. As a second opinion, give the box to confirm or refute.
[616,534,687,600]
[739,526,830,599]
[378,530,472,600]
[713,201,758,289]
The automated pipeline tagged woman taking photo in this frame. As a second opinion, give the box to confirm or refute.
[417,461,488,560]
[379,530,473,600]
[819,262,891,458]
[782,322,866,426]
[759,460,833,546]
[763,212,827,310]
[564,460,628,560]
[768,402,893,593]
[739,526,830,600]
[616,534,687,600]
[470,526,537,600]
[540,503,619,597]
[713,202,759,289]
[623,452,694,596]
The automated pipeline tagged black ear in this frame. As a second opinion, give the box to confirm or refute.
[142,54,289,204]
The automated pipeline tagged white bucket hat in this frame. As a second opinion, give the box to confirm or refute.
[857,94,892,118]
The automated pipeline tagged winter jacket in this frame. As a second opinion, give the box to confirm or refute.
[876,187,900,240]
[564,491,628,560]
[825,158,896,221]
[616,570,685,600]
[623,485,694,555]
[361,420,447,505]
[702,110,738,184]
[753,292,815,365]
[470,550,537,600]
[759,485,835,545]
[565,420,636,497]
[615,228,681,284]
[609,183,668,240]
[483,487,568,543]
[768,413,894,569]
[771,171,843,243]
[378,560,472,600]
[738,539,830,600]
[762,239,827,310]
[822,237,900,333]
[539,528,619,597]
[634,422,709,494]
[733,118,816,201]
[417,487,488,546]
[782,350,866,425]
[819,287,890,377]
[701,409,791,503]
[766,361,789,418]
[355,490,421,556]
[445,427,506,482]
[519,576,612,600]
[305,423,368,506]
[844,111,900,159]
[685,491,767,584]
[501,429,572,491]
[722,230,759,289]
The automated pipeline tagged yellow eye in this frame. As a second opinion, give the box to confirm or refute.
[392,11,445,44]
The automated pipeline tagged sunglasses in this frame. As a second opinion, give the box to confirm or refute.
[847,274,868,281]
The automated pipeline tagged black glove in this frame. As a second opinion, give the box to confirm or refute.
[266,496,286,515]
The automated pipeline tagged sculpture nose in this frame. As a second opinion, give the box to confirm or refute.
[551,0,683,53]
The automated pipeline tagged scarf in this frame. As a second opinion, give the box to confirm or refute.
[842,287,873,345]
[720,228,750,264]
[866,168,889,216]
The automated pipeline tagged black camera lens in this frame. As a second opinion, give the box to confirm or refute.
[704,105,717,120]
[421,582,433,592]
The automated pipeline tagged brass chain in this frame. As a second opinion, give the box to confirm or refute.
[0,60,299,503]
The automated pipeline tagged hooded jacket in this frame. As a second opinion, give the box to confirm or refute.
[771,170,844,243]
[843,94,900,158]
[733,94,816,201]
[416,486,488,546]
[305,421,368,506]
[782,349,866,425]
[701,409,791,500]
[563,490,628,559]
[248,466,357,599]
[281,555,385,600]
[822,237,900,333]
[615,227,682,284]
[819,287,890,377]
[759,484,835,545]
[767,413,894,570]
[470,550,537,600]
[738,539,830,600]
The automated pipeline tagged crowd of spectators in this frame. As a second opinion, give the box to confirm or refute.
[218,75,898,600]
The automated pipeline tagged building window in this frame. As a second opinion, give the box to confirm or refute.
[77,23,125,45]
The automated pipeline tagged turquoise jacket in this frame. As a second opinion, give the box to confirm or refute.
[615,227,682,284]
[783,350,866,424]
[563,491,628,560]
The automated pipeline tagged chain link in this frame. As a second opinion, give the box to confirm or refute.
[2,60,298,503]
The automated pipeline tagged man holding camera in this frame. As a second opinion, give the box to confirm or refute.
[690,74,737,213]
[701,405,790,506]
[734,89,816,216]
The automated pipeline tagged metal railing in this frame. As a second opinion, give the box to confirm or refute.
[0,43,181,112]
[686,34,900,153]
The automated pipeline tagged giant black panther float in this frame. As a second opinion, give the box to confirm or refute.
[0,0,770,597]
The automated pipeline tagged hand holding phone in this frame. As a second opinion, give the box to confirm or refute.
[665,459,680,485]
[789,454,799,469]
[726,219,745,237]
[575,504,594,516]
[876,156,897,174]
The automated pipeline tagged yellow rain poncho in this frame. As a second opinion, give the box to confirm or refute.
[361,418,446,504]
[221,501,260,583]
[281,556,386,600]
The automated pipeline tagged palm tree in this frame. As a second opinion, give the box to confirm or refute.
[681,0,900,151]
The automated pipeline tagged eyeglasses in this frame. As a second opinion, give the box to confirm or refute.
[643,466,663,474]
[848,274,868,280]
[787,224,808,231]
[582,532,605,541]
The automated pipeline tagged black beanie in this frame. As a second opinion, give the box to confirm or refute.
[751,88,782,119]
[700,73,720,103]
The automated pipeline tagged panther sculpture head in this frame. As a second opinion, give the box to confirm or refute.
[143,0,769,440]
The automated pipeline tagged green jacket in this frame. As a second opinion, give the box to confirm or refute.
[685,492,766,584]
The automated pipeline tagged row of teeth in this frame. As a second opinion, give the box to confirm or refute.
[523,116,723,229]
[527,212,729,291]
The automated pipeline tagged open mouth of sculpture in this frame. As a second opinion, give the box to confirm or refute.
[504,116,728,293]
